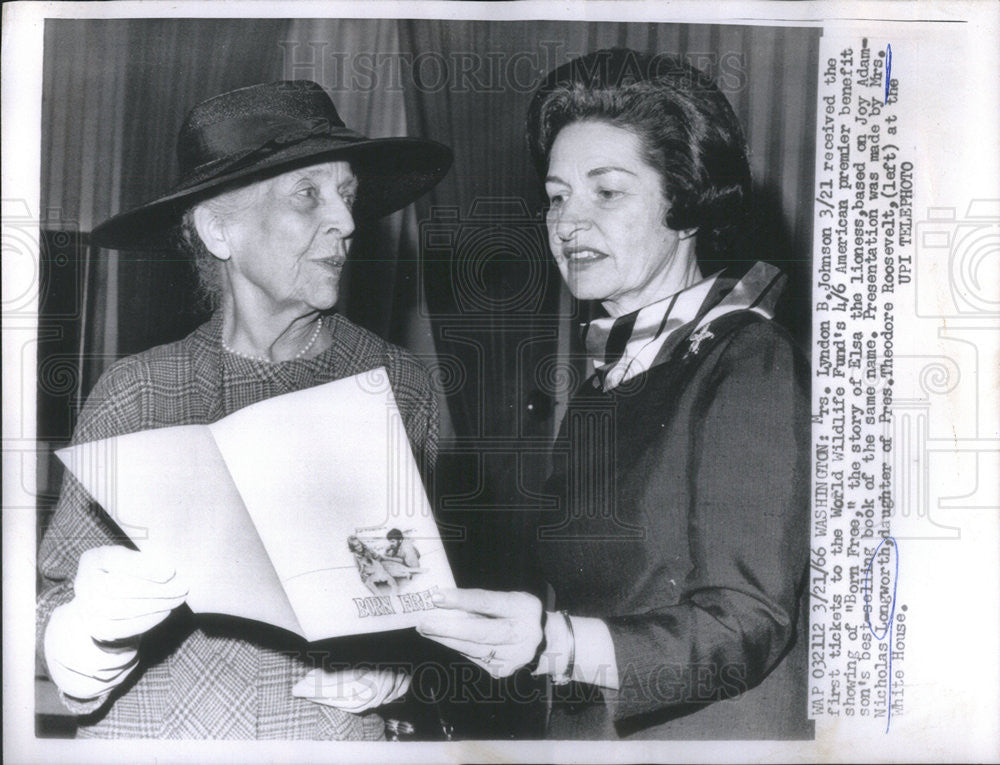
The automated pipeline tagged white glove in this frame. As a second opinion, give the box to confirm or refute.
[291,667,411,713]
[44,545,188,700]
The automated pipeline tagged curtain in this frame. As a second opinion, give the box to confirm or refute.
[38,18,819,738]
[41,17,818,444]
[40,18,444,419]
[40,19,293,407]
[41,20,131,411]
[114,19,293,358]
[37,16,456,549]
[400,20,819,437]
[398,22,570,608]
[281,19,444,405]
[39,17,819,562]
[397,20,820,588]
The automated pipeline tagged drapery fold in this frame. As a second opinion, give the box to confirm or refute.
[39,17,819,740]
[396,18,819,589]
[41,18,431,406]
[42,20,131,394]
[42,18,817,437]
[40,14,817,606]
[282,19,440,375]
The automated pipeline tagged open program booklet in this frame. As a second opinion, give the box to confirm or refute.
[56,369,455,642]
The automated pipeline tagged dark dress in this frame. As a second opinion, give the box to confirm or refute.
[537,305,812,739]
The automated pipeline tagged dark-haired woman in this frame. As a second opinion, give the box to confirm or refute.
[418,49,810,739]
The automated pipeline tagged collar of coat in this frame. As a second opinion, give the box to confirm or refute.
[186,310,361,421]
[583,260,787,391]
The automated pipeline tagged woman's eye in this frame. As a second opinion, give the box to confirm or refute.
[296,185,318,200]
[597,188,623,201]
[547,193,566,207]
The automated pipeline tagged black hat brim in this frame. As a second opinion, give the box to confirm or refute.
[90,136,452,250]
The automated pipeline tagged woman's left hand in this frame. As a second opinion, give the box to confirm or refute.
[291,667,410,712]
[417,588,543,678]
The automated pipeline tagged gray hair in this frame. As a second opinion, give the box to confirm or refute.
[178,182,267,309]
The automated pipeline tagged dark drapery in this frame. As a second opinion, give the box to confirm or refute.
[37,17,439,493]
[395,23,819,737]
[398,17,819,588]
[41,17,818,440]
[38,18,818,738]
[40,18,426,416]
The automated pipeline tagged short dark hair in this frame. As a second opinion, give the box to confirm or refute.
[526,48,751,265]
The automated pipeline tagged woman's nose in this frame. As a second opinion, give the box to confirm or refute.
[552,205,589,242]
[322,195,355,239]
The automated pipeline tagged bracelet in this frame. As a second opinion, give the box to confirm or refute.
[524,610,547,674]
[550,610,575,686]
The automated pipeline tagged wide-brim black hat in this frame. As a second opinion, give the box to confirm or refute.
[91,80,452,250]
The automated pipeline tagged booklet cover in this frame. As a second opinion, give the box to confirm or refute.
[56,368,455,642]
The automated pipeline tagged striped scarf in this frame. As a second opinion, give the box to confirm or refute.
[584,261,787,390]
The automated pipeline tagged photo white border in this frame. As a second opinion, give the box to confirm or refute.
[4,2,998,763]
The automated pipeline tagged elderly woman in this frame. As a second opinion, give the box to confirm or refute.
[418,49,810,739]
[37,81,451,739]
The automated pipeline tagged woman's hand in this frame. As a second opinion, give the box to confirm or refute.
[44,545,188,700]
[417,588,544,678]
[291,667,410,712]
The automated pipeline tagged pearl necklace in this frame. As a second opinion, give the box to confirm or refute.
[222,317,323,363]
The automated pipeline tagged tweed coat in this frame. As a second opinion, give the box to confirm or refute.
[36,312,438,739]
[538,304,812,739]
